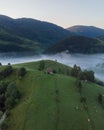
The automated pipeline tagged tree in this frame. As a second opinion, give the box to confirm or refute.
[0,62,2,66]
[8,63,11,66]
[38,60,45,71]
[76,79,82,93]
[87,71,95,82]
[0,82,8,95]
[78,70,95,82]
[5,83,20,109]
[98,94,103,104]
[5,97,15,109]
[0,65,13,79]
[6,83,20,99]
[71,64,81,77]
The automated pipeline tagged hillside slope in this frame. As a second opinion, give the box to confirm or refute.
[0,31,40,53]
[0,60,103,130]
[67,25,104,38]
[98,36,104,41]
[46,36,104,54]
[0,15,72,52]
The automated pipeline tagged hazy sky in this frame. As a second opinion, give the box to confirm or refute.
[0,0,104,28]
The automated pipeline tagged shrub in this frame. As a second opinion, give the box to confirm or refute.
[80,96,87,103]
[18,67,26,77]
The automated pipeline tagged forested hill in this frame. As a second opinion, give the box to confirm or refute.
[45,36,104,54]
[67,25,104,38]
[0,15,72,52]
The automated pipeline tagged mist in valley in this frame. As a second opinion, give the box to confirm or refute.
[0,52,104,81]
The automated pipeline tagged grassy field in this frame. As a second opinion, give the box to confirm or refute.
[3,60,104,130]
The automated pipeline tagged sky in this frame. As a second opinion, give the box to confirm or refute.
[0,0,104,28]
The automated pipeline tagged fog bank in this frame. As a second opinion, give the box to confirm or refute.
[0,52,104,81]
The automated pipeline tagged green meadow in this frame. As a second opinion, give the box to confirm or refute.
[1,60,104,130]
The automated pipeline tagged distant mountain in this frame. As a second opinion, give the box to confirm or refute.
[46,36,104,54]
[0,15,73,52]
[67,25,104,38]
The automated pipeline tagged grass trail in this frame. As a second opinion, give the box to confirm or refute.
[54,76,60,130]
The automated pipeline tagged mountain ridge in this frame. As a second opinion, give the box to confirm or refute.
[67,25,104,38]
[1,15,104,53]
[0,15,72,52]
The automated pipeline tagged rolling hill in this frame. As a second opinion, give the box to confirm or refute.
[0,60,104,130]
[46,36,104,54]
[67,25,104,38]
[0,15,72,52]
